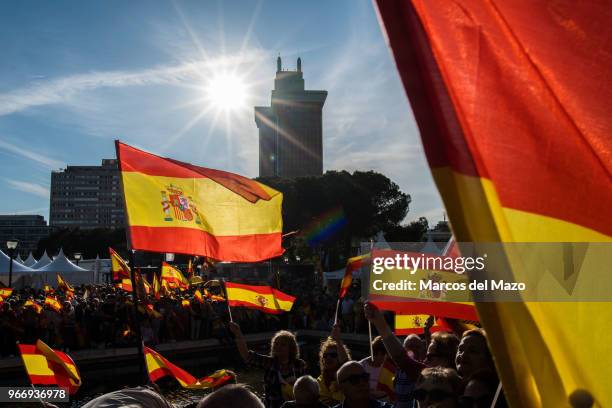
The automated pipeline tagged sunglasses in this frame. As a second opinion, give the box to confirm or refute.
[323,352,338,359]
[339,372,370,385]
[413,388,455,402]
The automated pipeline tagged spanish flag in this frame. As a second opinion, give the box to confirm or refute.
[225,282,295,314]
[204,288,225,302]
[161,262,189,290]
[152,273,161,300]
[376,1,612,406]
[109,247,130,280]
[24,300,42,314]
[181,299,190,308]
[116,141,283,262]
[0,288,12,299]
[18,340,81,394]
[57,274,74,292]
[187,258,194,279]
[44,296,62,313]
[194,289,204,304]
[376,357,396,401]
[144,346,232,389]
[394,314,450,335]
[116,279,133,292]
[339,254,370,299]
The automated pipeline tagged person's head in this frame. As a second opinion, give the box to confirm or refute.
[460,370,504,408]
[404,334,426,361]
[197,384,264,408]
[293,375,320,405]
[426,332,459,368]
[455,329,494,378]
[370,336,387,366]
[270,330,299,363]
[319,337,351,373]
[414,367,461,408]
[336,361,370,403]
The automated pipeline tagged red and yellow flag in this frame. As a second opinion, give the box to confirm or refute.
[394,314,449,336]
[181,299,190,308]
[376,1,612,406]
[161,262,189,290]
[115,141,283,262]
[0,288,12,299]
[109,247,130,280]
[44,296,62,313]
[18,340,81,394]
[144,346,231,389]
[152,273,161,300]
[24,300,42,314]
[204,288,225,302]
[116,279,133,292]
[194,289,204,304]
[339,254,369,299]
[57,274,74,292]
[225,282,295,314]
[377,357,396,401]
[187,258,194,279]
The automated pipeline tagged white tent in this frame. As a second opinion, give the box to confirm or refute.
[37,248,94,286]
[0,250,43,288]
[24,252,38,267]
[421,236,442,255]
[31,251,53,269]
[15,253,25,264]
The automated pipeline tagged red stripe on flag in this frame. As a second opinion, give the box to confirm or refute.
[371,297,479,321]
[129,226,283,262]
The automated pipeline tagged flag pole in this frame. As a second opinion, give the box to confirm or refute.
[128,249,146,385]
[490,382,502,408]
[334,299,341,325]
[368,321,374,362]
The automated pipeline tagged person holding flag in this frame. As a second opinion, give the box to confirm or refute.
[228,322,306,408]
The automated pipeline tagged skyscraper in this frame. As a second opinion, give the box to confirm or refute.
[255,56,327,178]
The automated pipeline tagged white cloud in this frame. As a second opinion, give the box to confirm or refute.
[6,179,50,198]
[0,138,65,169]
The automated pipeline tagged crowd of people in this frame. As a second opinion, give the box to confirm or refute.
[1,274,506,407]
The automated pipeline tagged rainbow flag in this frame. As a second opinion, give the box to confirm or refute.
[225,282,295,314]
[376,1,612,406]
[116,141,283,262]
[18,340,81,395]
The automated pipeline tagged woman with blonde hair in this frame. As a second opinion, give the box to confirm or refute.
[317,324,351,406]
[230,322,306,408]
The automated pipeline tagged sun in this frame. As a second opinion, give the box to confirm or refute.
[204,72,249,111]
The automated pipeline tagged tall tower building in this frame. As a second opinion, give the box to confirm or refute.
[255,56,327,178]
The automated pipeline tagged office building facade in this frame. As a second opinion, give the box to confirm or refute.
[255,56,327,178]
[0,215,50,257]
[50,159,125,229]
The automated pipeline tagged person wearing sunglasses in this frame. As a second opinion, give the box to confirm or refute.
[413,367,461,408]
[333,361,393,408]
[318,324,351,406]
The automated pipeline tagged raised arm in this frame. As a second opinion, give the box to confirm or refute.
[331,323,350,364]
[364,302,426,380]
[228,321,249,362]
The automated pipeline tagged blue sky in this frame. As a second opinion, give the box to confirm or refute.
[0,0,444,224]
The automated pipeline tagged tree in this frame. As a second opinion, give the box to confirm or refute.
[383,216,429,242]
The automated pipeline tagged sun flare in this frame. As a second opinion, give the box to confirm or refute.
[204,72,249,111]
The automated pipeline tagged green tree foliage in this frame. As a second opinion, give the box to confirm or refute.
[37,228,127,259]
[383,216,429,242]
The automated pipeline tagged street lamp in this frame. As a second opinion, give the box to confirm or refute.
[165,253,175,262]
[6,239,18,288]
[74,252,82,266]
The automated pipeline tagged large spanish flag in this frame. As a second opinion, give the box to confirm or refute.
[376,1,612,406]
[116,141,283,262]
[18,340,81,395]
[225,282,295,314]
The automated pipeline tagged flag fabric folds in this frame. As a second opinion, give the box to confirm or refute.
[375,1,612,406]
[152,273,161,300]
[109,248,130,280]
[56,274,74,292]
[0,288,12,299]
[116,279,133,293]
[18,340,81,394]
[161,262,189,290]
[225,282,295,314]
[115,141,284,262]
[44,296,62,313]
[144,346,232,389]
[194,289,204,304]
[24,300,42,314]
[394,314,449,335]
[377,358,396,401]
[339,254,370,299]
